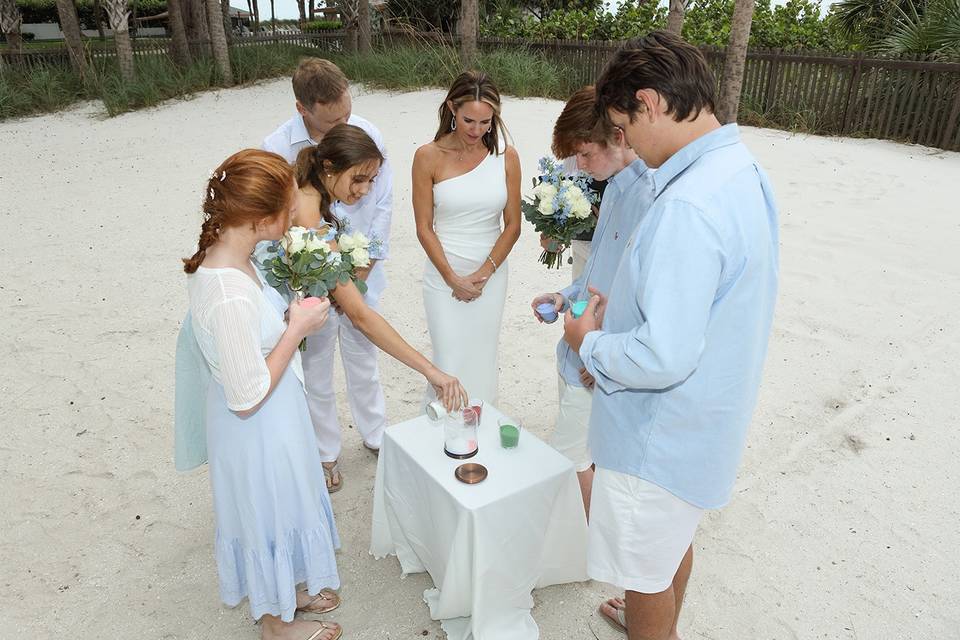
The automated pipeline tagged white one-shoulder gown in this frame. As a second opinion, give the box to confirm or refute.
[423,152,509,404]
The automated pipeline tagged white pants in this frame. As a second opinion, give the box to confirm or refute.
[588,469,703,594]
[301,305,386,462]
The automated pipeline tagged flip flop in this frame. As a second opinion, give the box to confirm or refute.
[305,621,342,640]
[598,599,627,635]
[322,461,343,493]
[298,589,341,615]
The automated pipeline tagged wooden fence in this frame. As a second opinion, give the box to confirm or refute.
[475,37,960,151]
[3,31,958,150]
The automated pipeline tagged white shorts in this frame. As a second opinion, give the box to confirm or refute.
[587,468,703,593]
[551,375,593,472]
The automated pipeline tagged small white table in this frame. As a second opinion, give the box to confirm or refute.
[370,404,589,640]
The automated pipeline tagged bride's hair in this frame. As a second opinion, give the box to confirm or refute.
[295,123,384,231]
[182,149,294,274]
[435,71,509,155]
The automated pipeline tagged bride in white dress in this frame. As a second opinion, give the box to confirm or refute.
[412,71,522,404]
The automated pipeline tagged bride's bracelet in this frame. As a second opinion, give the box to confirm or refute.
[486,255,498,272]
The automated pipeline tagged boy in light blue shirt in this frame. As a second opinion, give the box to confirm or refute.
[563,32,779,638]
[531,86,654,516]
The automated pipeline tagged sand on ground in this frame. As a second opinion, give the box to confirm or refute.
[1,80,959,640]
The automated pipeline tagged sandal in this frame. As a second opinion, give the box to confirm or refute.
[298,589,341,615]
[598,598,627,635]
[322,461,343,493]
[305,621,342,640]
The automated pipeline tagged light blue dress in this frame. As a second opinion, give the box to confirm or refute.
[176,264,340,622]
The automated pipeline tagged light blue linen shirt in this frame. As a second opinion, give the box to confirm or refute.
[579,124,779,509]
[555,159,654,386]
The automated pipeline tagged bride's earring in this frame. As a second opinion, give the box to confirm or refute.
[450,117,457,131]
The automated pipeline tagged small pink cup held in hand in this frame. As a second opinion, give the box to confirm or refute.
[299,296,325,309]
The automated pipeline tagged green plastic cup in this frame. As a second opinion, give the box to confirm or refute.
[570,300,589,318]
[498,418,520,449]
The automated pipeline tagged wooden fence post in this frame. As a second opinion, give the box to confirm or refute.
[840,56,862,136]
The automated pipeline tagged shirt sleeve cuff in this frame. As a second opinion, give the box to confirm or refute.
[559,282,580,305]
[579,330,624,394]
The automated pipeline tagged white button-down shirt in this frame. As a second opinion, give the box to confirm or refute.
[262,113,393,303]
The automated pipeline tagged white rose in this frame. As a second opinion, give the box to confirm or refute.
[535,182,557,201]
[305,232,328,252]
[337,234,356,252]
[351,231,370,248]
[351,247,370,268]
[572,197,593,219]
[538,197,555,216]
[284,227,308,254]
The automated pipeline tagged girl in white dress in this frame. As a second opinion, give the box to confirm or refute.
[412,71,522,404]
[183,148,465,640]
[292,123,467,491]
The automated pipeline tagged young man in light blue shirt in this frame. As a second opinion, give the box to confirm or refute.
[563,32,779,639]
[531,85,654,516]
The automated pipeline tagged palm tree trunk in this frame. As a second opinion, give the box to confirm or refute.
[358,0,370,53]
[0,0,24,54]
[297,0,306,26]
[206,0,233,84]
[308,0,314,22]
[666,0,685,35]
[220,0,232,44]
[269,0,275,35]
[55,0,89,79]
[459,0,478,67]
[717,0,755,123]
[195,0,210,55]
[167,0,192,64]
[104,0,135,80]
[251,0,260,34]
[92,0,106,38]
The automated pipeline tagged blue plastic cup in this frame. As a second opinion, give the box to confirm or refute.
[536,302,559,323]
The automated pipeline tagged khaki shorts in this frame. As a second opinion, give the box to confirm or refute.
[551,375,593,472]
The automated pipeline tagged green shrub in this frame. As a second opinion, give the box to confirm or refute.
[16,0,165,28]
[302,20,342,32]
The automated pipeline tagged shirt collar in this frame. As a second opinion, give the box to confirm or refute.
[289,115,314,146]
[651,123,740,196]
[609,157,649,193]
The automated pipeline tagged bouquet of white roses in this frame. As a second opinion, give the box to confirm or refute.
[522,156,600,269]
[259,226,356,350]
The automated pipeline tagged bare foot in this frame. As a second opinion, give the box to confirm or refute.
[598,598,682,640]
[261,616,341,640]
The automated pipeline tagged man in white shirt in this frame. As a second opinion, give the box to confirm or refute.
[262,58,393,492]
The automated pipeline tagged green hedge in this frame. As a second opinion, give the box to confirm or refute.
[17,0,166,29]
[481,0,853,51]
[302,20,342,32]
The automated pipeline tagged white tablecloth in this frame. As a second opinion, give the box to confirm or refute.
[370,405,589,639]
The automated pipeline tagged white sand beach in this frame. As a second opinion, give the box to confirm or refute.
[1,80,958,639]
